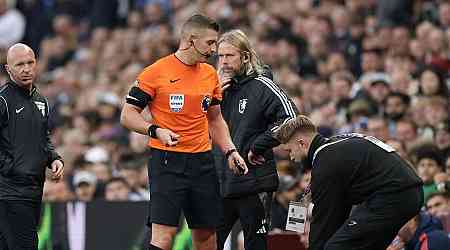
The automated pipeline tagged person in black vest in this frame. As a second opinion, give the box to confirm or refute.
[274,115,423,250]
[215,29,298,250]
[0,43,64,250]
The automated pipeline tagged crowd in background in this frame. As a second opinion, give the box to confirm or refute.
[0,0,449,248]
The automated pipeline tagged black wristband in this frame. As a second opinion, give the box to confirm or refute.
[225,148,237,159]
[147,124,160,139]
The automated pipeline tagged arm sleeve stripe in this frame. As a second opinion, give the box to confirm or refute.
[255,76,297,131]
[45,98,50,117]
[0,95,9,121]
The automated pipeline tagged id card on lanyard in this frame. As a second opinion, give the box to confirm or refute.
[286,201,307,233]
[286,183,310,233]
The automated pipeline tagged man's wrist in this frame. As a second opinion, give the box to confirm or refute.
[147,124,160,138]
[225,148,237,159]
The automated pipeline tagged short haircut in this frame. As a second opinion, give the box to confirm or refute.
[426,191,450,205]
[330,70,355,86]
[385,91,411,106]
[416,144,445,170]
[106,177,130,188]
[181,14,219,37]
[275,115,317,144]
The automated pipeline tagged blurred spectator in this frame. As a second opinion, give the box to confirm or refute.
[339,99,371,134]
[89,0,119,29]
[105,177,131,201]
[446,152,450,176]
[365,73,392,115]
[117,153,149,201]
[417,67,449,98]
[426,191,450,235]
[271,175,300,231]
[440,2,450,29]
[386,139,409,162]
[426,192,450,217]
[383,92,410,123]
[396,119,419,150]
[392,212,450,250]
[0,0,25,50]
[415,145,449,202]
[73,170,97,202]
[367,116,391,142]
[376,0,413,28]
[434,120,450,156]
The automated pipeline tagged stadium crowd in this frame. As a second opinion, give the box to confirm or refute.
[0,0,449,249]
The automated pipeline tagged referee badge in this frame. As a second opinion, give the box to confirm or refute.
[201,95,211,113]
[169,94,184,112]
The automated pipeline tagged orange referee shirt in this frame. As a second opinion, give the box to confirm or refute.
[137,54,222,153]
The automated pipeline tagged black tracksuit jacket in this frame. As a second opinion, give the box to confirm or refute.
[0,80,61,201]
[307,133,423,250]
[215,72,298,197]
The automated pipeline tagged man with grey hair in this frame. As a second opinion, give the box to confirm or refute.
[275,115,423,250]
[0,43,64,250]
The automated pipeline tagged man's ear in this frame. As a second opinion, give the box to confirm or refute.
[4,64,11,76]
[242,52,250,63]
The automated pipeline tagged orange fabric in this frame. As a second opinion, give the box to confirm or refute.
[137,54,222,153]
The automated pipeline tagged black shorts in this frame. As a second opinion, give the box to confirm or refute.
[0,200,41,250]
[147,149,221,229]
[324,186,423,250]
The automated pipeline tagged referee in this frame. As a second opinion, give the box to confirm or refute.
[121,15,247,250]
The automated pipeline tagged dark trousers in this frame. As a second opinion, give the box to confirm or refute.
[324,186,423,250]
[0,200,41,250]
[217,193,270,250]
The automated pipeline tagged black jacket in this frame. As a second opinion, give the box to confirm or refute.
[0,80,61,201]
[307,133,423,250]
[215,72,298,198]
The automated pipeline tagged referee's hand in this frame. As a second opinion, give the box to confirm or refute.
[51,160,64,182]
[156,128,180,147]
[227,152,248,175]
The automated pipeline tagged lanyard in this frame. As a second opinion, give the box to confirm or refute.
[297,183,311,203]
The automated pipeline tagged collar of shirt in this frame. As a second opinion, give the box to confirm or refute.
[307,133,329,168]
[8,79,37,98]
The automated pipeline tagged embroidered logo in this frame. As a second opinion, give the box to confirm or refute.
[34,101,46,117]
[170,79,180,83]
[201,95,211,113]
[169,94,184,112]
[348,220,357,227]
[238,98,248,114]
[15,107,24,114]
